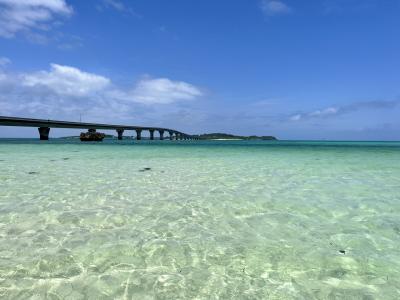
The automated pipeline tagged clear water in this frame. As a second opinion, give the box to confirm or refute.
[0,139,399,299]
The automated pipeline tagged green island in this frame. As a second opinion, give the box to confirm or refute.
[195,133,277,140]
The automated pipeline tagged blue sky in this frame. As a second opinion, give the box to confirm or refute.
[1,0,400,140]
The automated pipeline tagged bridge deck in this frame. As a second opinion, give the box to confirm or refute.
[0,116,184,134]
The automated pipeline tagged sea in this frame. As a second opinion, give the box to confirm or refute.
[0,139,399,299]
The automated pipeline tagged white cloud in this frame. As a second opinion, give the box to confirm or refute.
[130,77,203,104]
[19,64,202,104]
[261,0,292,16]
[22,64,111,97]
[309,107,338,117]
[289,101,400,122]
[290,114,302,121]
[290,107,339,121]
[0,0,72,38]
[0,64,203,123]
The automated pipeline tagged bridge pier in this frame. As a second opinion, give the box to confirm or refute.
[149,129,155,140]
[169,131,174,140]
[135,129,142,140]
[38,127,50,140]
[159,130,164,140]
[116,129,124,140]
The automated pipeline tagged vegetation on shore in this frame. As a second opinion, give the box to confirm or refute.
[196,133,277,140]
[59,134,117,139]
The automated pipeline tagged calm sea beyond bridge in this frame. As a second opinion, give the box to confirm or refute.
[0,116,198,141]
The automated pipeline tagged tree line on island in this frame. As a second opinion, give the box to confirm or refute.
[195,133,277,140]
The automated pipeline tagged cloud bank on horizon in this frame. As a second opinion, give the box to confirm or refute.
[0,0,400,140]
[0,63,203,122]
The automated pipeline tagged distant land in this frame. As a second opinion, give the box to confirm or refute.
[59,133,277,140]
[195,133,277,140]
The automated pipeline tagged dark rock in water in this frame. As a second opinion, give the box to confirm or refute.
[329,268,347,278]
[80,130,105,142]
[63,158,70,160]
[339,250,346,254]
[28,172,38,175]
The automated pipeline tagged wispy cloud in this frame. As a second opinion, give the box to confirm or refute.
[323,0,378,14]
[0,0,73,38]
[289,100,400,121]
[102,0,125,11]
[97,0,141,17]
[261,0,292,16]
[56,34,83,50]
[0,57,11,67]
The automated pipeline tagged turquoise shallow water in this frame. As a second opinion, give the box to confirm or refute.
[0,139,400,299]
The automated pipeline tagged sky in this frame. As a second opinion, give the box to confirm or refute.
[1,0,400,140]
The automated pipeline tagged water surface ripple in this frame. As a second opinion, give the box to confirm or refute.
[0,140,399,299]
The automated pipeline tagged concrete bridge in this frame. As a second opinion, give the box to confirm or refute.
[0,116,198,141]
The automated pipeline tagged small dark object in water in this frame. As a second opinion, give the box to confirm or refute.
[28,172,38,175]
[0,160,4,162]
[63,158,70,160]
[139,167,152,172]
[80,130,105,142]
[339,250,346,254]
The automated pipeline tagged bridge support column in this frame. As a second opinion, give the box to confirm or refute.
[116,129,124,140]
[159,130,164,140]
[149,129,155,140]
[38,127,50,140]
[135,129,142,140]
[169,131,174,140]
